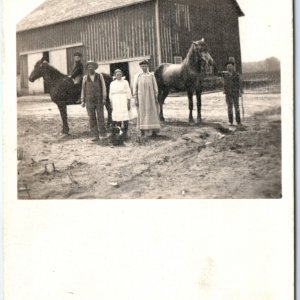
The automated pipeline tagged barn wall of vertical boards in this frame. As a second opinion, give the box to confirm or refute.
[16,0,243,94]
[158,0,242,71]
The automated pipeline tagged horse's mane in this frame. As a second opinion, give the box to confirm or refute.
[182,43,203,72]
[43,62,67,78]
[183,44,195,63]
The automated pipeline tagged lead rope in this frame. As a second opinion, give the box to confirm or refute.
[240,95,245,120]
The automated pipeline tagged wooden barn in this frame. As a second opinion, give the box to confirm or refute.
[16,0,244,95]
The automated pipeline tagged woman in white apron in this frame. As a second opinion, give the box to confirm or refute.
[109,69,132,139]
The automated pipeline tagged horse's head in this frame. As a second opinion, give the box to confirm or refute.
[192,39,215,68]
[29,58,48,82]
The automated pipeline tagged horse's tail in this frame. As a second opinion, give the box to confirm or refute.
[101,72,113,99]
[154,64,166,88]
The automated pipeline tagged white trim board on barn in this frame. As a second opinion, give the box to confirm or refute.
[19,43,83,56]
[96,56,151,65]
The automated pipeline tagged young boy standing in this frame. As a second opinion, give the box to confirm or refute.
[223,61,243,126]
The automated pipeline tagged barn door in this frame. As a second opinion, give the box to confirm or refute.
[96,64,110,75]
[20,55,28,88]
[49,49,67,75]
[27,52,45,94]
[129,61,142,89]
[110,62,130,84]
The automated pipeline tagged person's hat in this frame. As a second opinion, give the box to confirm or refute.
[225,61,235,66]
[86,60,98,69]
[139,60,149,65]
[114,68,123,75]
[74,52,82,57]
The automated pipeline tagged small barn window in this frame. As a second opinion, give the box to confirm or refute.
[174,56,182,64]
[205,65,213,75]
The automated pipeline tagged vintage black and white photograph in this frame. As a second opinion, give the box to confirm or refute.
[16,0,285,199]
[4,1,294,299]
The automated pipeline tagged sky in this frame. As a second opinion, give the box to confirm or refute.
[238,0,287,61]
[15,0,290,62]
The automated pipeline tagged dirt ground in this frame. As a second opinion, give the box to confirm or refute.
[17,88,281,199]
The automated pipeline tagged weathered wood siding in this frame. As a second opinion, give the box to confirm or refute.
[17,0,243,91]
[218,0,242,72]
[17,1,158,72]
[158,0,242,72]
[158,0,191,63]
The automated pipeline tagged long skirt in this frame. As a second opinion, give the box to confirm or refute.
[136,75,160,133]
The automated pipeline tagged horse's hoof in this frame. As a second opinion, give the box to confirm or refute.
[189,119,195,125]
[59,133,70,139]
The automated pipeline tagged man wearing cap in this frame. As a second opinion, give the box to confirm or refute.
[81,61,107,141]
[222,60,243,126]
[70,52,84,83]
[69,52,84,103]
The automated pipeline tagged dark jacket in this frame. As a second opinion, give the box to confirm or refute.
[223,71,242,95]
[81,73,107,107]
[70,61,84,80]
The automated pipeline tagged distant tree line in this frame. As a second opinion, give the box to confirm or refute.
[242,57,280,73]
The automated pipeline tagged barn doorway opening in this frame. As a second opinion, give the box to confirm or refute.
[110,62,130,84]
[42,51,50,93]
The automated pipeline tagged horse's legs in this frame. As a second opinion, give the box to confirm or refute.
[158,87,169,122]
[196,87,203,123]
[157,88,164,121]
[187,89,194,124]
[57,104,69,134]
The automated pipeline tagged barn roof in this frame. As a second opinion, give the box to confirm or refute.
[17,0,244,32]
[232,0,244,16]
[17,0,152,32]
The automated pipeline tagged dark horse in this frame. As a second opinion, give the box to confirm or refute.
[29,58,112,135]
[155,39,215,124]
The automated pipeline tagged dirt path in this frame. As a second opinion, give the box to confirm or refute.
[17,92,281,199]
